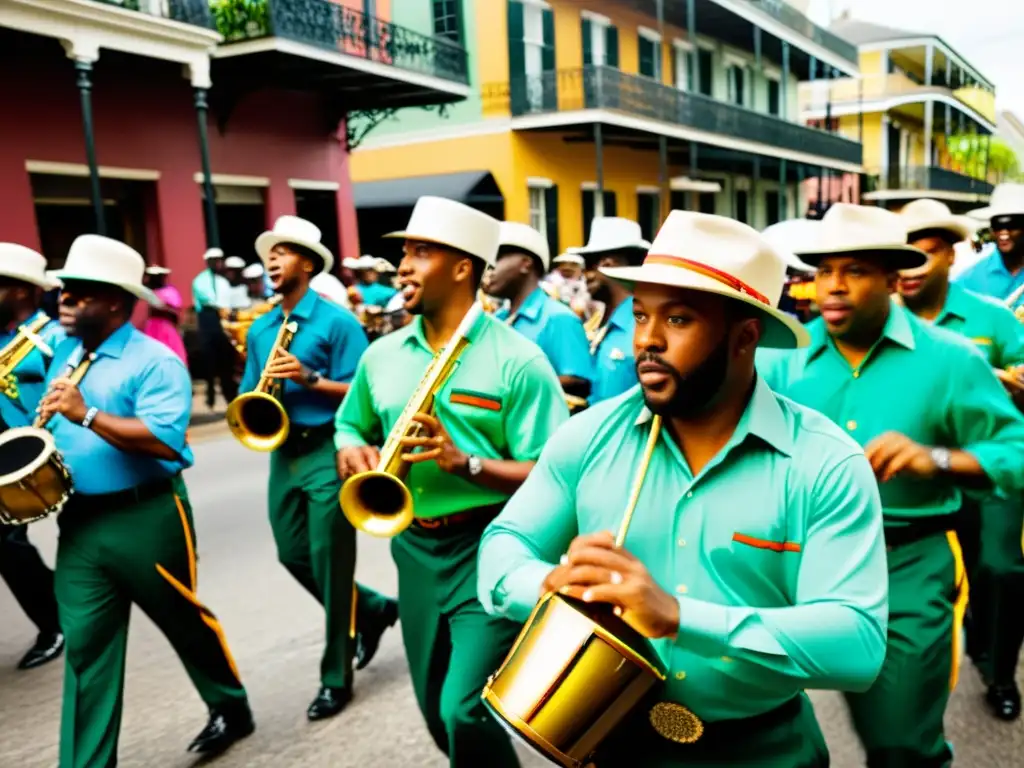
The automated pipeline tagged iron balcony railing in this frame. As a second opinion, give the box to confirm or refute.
[738,0,858,65]
[92,0,214,28]
[485,66,862,166]
[211,0,468,86]
[869,165,994,196]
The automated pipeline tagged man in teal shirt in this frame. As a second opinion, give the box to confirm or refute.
[488,221,593,409]
[479,211,888,768]
[192,247,238,408]
[897,198,1024,721]
[759,203,1024,765]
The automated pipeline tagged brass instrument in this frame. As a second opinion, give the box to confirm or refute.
[0,348,94,526]
[0,314,55,399]
[220,296,282,356]
[341,302,483,538]
[225,316,297,452]
[483,414,679,768]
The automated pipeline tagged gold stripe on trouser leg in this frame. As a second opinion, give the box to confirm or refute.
[350,583,358,639]
[946,530,970,691]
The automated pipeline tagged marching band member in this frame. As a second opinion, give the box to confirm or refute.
[241,216,398,719]
[568,217,650,404]
[958,183,1024,310]
[896,199,1024,721]
[352,254,398,308]
[758,204,1024,765]
[488,222,593,400]
[334,197,569,766]
[43,235,253,765]
[0,244,66,671]
[140,266,187,367]
[242,262,272,302]
[191,247,238,408]
[478,211,889,767]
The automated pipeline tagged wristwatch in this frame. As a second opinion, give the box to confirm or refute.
[930,447,952,473]
[304,369,321,387]
[81,406,99,430]
[466,455,483,477]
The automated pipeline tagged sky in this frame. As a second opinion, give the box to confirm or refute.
[805,0,1024,117]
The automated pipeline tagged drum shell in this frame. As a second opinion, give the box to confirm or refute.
[0,428,72,525]
[483,593,666,768]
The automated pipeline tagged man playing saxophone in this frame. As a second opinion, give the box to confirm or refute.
[334,196,569,767]
[478,212,889,767]
[41,235,253,766]
[239,216,398,720]
[0,243,66,671]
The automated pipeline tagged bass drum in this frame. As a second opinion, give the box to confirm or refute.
[0,427,73,526]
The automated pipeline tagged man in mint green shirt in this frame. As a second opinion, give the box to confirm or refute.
[479,211,888,768]
[759,203,1024,765]
[334,197,568,768]
[896,198,1024,721]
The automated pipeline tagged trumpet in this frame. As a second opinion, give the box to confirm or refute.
[225,316,297,452]
[340,302,483,538]
[0,314,55,398]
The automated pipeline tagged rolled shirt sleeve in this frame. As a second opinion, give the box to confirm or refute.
[502,353,571,462]
[134,357,193,457]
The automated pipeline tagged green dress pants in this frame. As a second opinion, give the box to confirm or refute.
[844,530,966,767]
[391,520,522,767]
[55,475,247,768]
[268,434,393,689]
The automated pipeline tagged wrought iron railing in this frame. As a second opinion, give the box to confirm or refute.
[484,67,862,166]
[210,0,468,86]
[868,165,994,195]
[91,0,214,28]
[740,1,858,65]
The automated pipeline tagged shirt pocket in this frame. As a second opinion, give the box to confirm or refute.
[714,529,802,601]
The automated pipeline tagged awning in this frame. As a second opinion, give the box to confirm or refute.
[353,171,504,209]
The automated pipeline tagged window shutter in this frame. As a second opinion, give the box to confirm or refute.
[582,190,595,243]
[605,25,619,68]
[544,185,559,257]
[507,1,527,115]
[637,193,654,241]
[670,190,687,211]
[603,190,617,217]
[638,36,653,78]
[669,46,677,86]
[581,18,592,66]
[541,7,556,109]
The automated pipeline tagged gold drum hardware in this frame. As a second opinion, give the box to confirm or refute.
[482,414,669,768]
[340,302,482,538]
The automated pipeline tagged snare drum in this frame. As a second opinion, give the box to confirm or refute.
[0,426,74,525]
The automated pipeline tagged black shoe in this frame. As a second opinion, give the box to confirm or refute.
[17,632,64,670]
[985,683,1021,721]
[306,686,352,721]
[187,705,255,754]
[355,600,399,671]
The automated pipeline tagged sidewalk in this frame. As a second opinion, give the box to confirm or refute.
[189,385,230,443]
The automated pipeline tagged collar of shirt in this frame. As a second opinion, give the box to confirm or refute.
[402,309,485,355]
[265,285,320,324]
[936,283,971,326]
[806,300,915,369]
[496,286,547,326]
[607,297,634,330]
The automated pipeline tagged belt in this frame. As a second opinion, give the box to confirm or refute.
[278,421,334,457]
[884,515,955,550]
[71,476,178,512]
[411,503,504,536]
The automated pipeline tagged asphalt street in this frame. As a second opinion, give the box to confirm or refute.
[0,432,1021,767]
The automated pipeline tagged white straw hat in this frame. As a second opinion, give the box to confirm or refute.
[567,217,651,256]
[967,182,1024,223]
[600,211,810,349]
[255,215,335,275]
[384,196,501,267]
[0,244,60,290]
[761,220,818,274]
[553,253,585,267]
[144,265,171,276]
[50,235,159,306]
[794,204,927,270]
[498,221,551,270]
[203,247,224,261]
[373,257,397,273]
[241,263,264,280]
[224,256,246,269]
[899,199,972,242]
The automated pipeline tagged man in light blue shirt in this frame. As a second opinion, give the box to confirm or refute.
[479,212,887,768]
[956,184,1024,309]
[191,247,238,408]
[43,235,253,766]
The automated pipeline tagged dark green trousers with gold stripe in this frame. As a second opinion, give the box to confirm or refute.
[56,475,247,768]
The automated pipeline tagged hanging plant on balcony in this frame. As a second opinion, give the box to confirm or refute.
[947,134,1021,181]
[210,0,270,42]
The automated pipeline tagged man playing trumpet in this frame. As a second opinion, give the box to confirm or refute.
[479,212,889,767]
[334,197,569,766]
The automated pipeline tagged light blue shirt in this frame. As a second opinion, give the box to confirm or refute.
[478,379,888,720]
[192,269,234,312]
[47,323,194,495]
[495,286,594,382]
[590,298,638,404]
[0,312,66,428]
[241,287,367,428]
[954,249,1024,309]
[358,281,398,308]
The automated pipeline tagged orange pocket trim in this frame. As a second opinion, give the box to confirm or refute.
[450,392,502,411]
[732,532,801,553]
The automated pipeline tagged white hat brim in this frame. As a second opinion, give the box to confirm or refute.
[382,230,491,263]
[566,240,651,256]
[0,266,59,291]
[50,271,161,307]
[905,217,971,242]
[797,244,927,270]
[599,263,810,349]
[255,233,335,275]
[968,204,1024,222]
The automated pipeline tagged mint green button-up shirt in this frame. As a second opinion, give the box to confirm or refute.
[478,380,888,721]
[334,312,569,519]
[758,303,1024,525]
[929,284,1024,369]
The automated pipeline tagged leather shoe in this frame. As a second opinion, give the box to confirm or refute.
[356,599,399,671]
[985,683,1021,721]
[307,686,352,721]
[187,704,255,753]
[17,632,64,670]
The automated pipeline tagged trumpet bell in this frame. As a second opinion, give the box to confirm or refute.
[482,592,667,768]
[225,392,290,452]
[339,470,414,538]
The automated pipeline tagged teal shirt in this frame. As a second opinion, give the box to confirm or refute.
[0,312,66,428]
[930,283,1024,369]
[758,302,1024,525]
[358,281,398,308]
[591,298,638,403]
[334,312,569,519]
[478,380,888,720]
[495,286,594,382]
[241,288,367,428]
[192,269,233,312]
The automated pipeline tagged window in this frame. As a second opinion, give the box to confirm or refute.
[735,190,749,224]
[581,189,617,242]
[636,192,659,242]
[765,190,781,226]
[697,49,713,95]
[582,13,617,68]
[638,29,660,79]
[433,0,462,43]
[528,186,547,237]
[698,192,716,215]
[672,42,689,91]
[767,78,781,117]
[727,63,747,107]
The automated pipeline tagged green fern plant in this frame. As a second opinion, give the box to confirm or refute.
[210,0,270,42]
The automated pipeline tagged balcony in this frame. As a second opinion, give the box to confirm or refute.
[729,0,857,64]
[484,66,862,169]
[91,0,213,27]
[211,0,470,110]
[865,165,994,200]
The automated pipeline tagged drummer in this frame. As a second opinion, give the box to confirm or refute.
[0,243,66,671]
[41,235,253,765]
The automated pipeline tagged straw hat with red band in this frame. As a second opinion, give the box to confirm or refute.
[600,211,810,349]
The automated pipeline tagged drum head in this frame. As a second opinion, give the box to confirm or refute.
[0,427,55,484]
